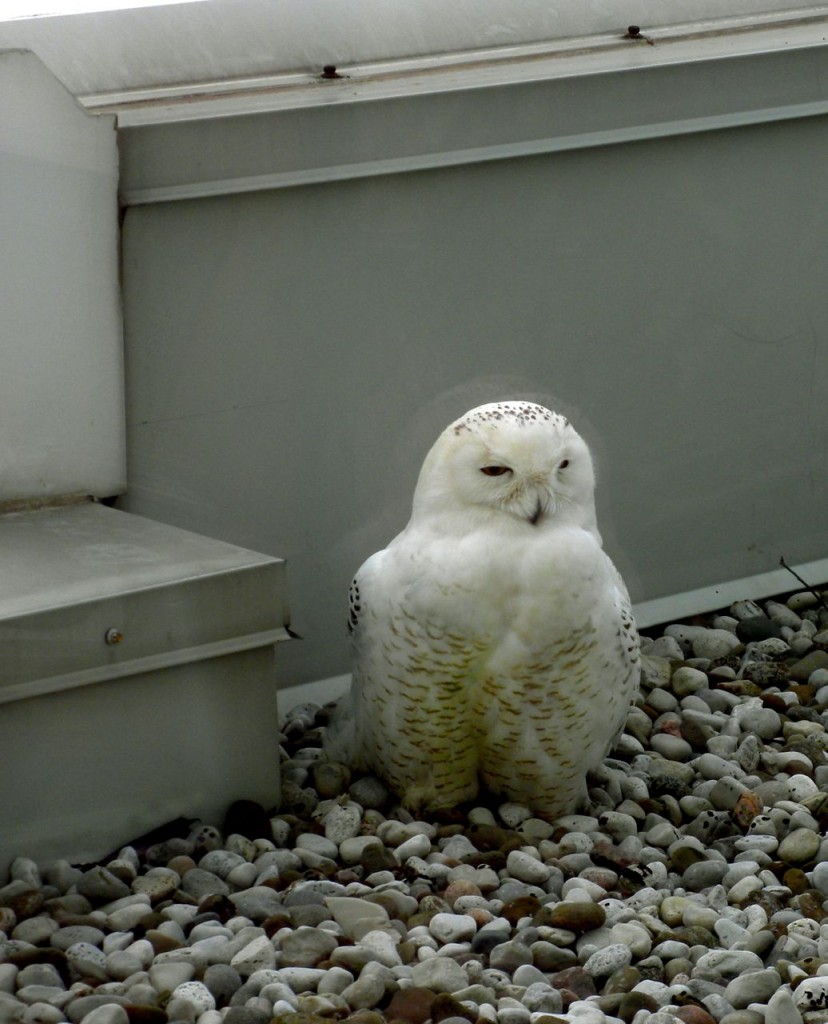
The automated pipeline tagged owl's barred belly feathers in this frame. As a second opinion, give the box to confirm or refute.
[324,401,640,821]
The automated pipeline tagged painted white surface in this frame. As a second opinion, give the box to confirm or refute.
[0,646,281,877]
[0,51,124,502]
[0,0,823,100]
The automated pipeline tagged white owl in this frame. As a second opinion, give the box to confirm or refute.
[325,401,640,820]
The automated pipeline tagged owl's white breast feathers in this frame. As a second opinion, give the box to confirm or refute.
[323,400,640,819]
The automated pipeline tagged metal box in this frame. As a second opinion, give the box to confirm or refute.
[0,501,289,876]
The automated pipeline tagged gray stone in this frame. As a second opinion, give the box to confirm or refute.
[21,1003,64,1024]
[326,896,389,941]
[199,850,247,879]
[723,968,781,1008]
[323,800,362,844]
[341,973,385,1010]
[74,1006,128,1024]
[171,981,216,1014]
[65,942,108,980]
[15,987,66,1007]
[348,775,390,809]
[505,850,551,885]
[180,868,230,900]
[428,912,477,944]
[272,967,326,993]
[278,926,338,967]
[295,833,339,859]
[766,986,804,1024]
[410,956,469,993]
[65,997,130,1024]
[15,966,63,990]
[148,962,196,993]
[778,827,820,864]
[522,982,563,1014]
[203,964,242,1006]
[229,886,283,921]
[584,943,632,976]
[695,949,764,977]
[489,940,533,972]
[104,951,144,981]
[230,935,276,976]
[74,868,130,905]
[51,925,105,951]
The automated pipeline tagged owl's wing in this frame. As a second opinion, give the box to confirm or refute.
[322,549,388,767]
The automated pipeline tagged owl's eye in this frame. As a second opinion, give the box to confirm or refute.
[558,458,570,470]
[480,465,511,476]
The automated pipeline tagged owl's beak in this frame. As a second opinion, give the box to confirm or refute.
[529,500,544,526]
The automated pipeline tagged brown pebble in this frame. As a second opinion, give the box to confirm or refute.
[385,987,437,1024]
[397,941,418,965]
[198,894,236,921]
[618,993,660,1023]
[669,846,706,873]
[762,693,789,712]
[732,791,763,829]
[531,942,577,973]
[167,855,197,876]
[5,947,69,984]
[669,925,716,948]
[361,845,399,875]
[794,892,825,921]
[783,868,810,895]
[124,1006,168,1024]
[344,1013,385,1024]
[2,889,45,920]
[502,895,541,925]
[466,824,522,852]
[462,850,507,871]
[431,994,476,1024]
[262,911,293,937]
[311,760,351,799]
[342,1012,384,1024]
[602,966,641,995]
[664,959,694,983]
[443,880,482,907]
[537,900,606,933]
[673,1006,718,1024]
[790,650,828,680]
[144,929,185,954]
[418,894,451,914]
[551,966,596,1000]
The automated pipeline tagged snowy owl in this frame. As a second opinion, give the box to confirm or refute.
[325,401,640,820]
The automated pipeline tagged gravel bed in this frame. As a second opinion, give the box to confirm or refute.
[3,587,828,1024]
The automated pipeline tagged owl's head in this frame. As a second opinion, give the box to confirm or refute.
[411,401,599,534]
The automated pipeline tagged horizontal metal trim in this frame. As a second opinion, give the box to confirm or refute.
[119,42,828,206]
[0,627,293,706]
[121,96,828,206]
[633,556,828,630]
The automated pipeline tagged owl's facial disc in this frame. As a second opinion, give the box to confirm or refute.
[412,401,598,536]
[478,454,560,525]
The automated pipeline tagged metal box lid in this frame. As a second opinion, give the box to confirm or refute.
[0,501,291,703]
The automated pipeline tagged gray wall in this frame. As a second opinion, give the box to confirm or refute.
[120,116,828,688]
[0,51,124,504]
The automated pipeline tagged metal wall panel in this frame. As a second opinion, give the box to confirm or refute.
[120,115,828,688]
[0,51,124,503]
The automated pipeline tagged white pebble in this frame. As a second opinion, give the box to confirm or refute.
[429,913,477,944]
[506,850,551,885]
